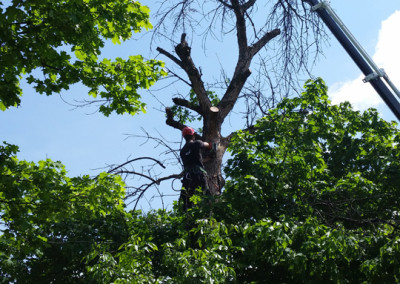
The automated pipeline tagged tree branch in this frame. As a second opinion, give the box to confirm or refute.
[172,97,202,114]
[108,157,166,174]
[242,0,257,11]
[130,173,184,211]
[174,33,211,113]
[218,68,252,120]
[216,0,232,9]
[114,170,160,185]
[230,0,248,56]
[165,68,192,87]
[214,0,258,123]
[166,107,186,131]
[165,107,204,140]
[250,28,281,56]
[156,47,183,69]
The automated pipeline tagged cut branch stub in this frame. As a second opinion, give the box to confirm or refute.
[210,106,219,113]
[175,33,191,57]
[208,106,220,133]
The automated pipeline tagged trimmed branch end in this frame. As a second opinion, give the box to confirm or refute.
[210,106,219,113]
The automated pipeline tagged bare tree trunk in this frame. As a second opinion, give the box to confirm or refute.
[203,138,229,196]
[202,106,227,195]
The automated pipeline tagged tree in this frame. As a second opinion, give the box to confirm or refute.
[1,0,327,207]
[80,78,400,283]
[3,78,400,283]
[225,78,400,226]
[0,0,166,115]
[145,0,327,200]
[222,78,400,282]
[4,2,399,281]
[0,143,129,283]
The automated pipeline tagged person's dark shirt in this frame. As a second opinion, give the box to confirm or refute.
[180,140,205,170]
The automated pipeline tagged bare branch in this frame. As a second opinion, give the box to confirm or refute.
[216,0,232,9]
[243,0,257,10]
[174,33,212,113]
[250,28,281,56]
[108,157,166,174]
[166,107,186,131]
[218,68,252,121]
[156,47,183,68]
[115,170,160,185]
[230,0,248,55]
[165,68,192,87]
[172,97,202,114]
[130,173,183,211]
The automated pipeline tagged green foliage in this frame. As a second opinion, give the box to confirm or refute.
[0,0,166,115]
[222,78,400,282]
[85,203,236,283]
[3,78,400,283]
[225,78,400,225]
[0,142,129,283]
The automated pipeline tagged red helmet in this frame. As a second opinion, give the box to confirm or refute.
[182,126,195,137]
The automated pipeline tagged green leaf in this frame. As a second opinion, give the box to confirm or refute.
[0,101,7,111]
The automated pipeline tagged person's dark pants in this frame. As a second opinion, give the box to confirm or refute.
[180,171,208,211]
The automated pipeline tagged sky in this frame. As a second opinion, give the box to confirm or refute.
[1,0,400,210]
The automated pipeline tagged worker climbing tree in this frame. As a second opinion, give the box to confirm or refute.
[179,126,213,210]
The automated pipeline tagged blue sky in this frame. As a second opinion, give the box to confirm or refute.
[1,0,400,210]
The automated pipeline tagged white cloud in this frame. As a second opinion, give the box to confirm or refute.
[330,10,400,111]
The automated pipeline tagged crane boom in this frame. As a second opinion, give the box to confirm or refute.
[305,0,400,121]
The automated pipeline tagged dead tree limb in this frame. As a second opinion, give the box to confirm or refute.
[108,157,166,174]
[130,173,184,211]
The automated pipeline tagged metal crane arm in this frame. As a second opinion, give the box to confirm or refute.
[305,0,400,121]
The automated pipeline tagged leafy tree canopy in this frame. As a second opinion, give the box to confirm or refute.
[226,78,400,225]
[91,78,400,283]
[0,142,129,283]
[2,78,400,283]
[222,78,400,282]
[0,0,166,115]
